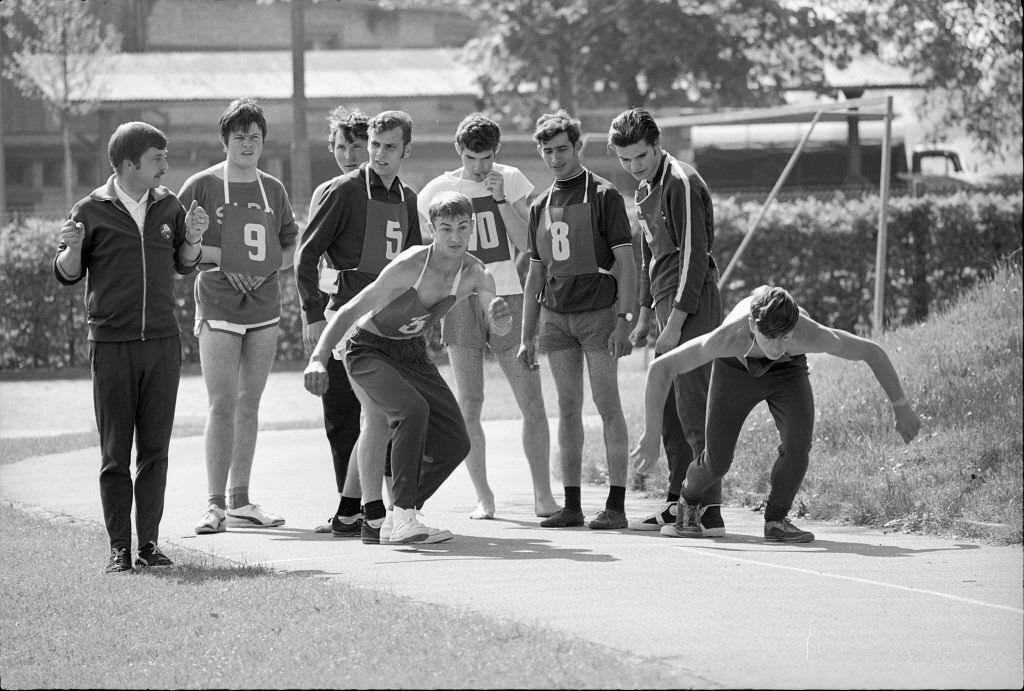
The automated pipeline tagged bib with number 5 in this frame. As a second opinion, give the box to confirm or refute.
[357,166,410,274]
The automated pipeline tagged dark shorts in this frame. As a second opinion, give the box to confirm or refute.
[537,305,615,353]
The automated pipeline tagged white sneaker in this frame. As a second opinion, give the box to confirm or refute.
[225,503,285,527]
[415,510,453,544]
[388,507,430,544]
[379,511,395,545]
[628,502,677,531]
[195,505,226,534]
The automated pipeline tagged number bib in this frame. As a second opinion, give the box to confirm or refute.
[219,203,282,275]
[217,167,282,276]
[467,195,512,264]
[357,168,409,274]
[537,198,598,277]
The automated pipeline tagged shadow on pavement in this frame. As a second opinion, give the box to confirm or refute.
[667,533,982,557]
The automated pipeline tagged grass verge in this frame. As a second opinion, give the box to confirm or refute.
[583,262,1024,544]
[0,502,685,690]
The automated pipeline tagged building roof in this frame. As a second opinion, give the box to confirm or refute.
[22,48,480,104]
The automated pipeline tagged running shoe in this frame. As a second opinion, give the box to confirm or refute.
[764,518,814,543]
[225,503,285,527]
[195,505,226,534]
[628,502,677,531]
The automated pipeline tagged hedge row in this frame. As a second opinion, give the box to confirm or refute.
[1,191,1020,370]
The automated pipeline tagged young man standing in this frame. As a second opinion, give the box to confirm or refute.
[417,113,558,520]
[607,107,725,536]
[631,285,922,542]
[301,106,373,536]
[54,121,208,572]
[180,98,299,536]
[295,110,422,543]
[518,110,637,530]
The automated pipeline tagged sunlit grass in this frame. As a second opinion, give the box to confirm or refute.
[582,263,1023,544]
[0,503,683,690]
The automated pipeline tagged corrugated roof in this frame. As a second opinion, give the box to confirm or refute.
[22,48,480,103]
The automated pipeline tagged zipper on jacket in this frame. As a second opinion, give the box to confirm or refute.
[139,219,148,340]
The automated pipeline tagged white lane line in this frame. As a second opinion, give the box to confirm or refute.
[672,545,1024,614]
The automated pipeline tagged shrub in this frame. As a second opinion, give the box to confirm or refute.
[2,190,1021,369]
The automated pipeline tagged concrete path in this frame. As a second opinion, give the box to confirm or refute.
[1,416,1021,690]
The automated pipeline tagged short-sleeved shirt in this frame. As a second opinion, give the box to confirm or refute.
[295,163,422,323]
[178,165,298,324]
[527,168,632,313]
[417,163,533,296]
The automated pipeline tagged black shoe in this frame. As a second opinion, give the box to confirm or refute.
[540,507,585,528]
[699,504,726,537]
[332,514,363,538]
[361,517,384,545]
[764,518,815,543]
[135,542,173,568]
[105,546,132,574]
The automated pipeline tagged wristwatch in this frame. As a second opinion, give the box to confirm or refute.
[617,311,633,322]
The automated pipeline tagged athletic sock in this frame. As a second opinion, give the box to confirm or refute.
[666,492,680,504]
[363,499,386,521]
[208,494,226,510]
[338,495,362,517]
[228,488,249,510]
[564,486,582,512]
[605,485,625,513]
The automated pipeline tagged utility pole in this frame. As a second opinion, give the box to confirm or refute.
[290,0,311,211]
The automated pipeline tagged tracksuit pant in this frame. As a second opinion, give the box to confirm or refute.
[683,353,814,522]
[91,336,181,550]
[654,274,723,504]
[345,329,469,510]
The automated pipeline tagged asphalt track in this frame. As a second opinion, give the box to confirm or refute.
[1,406,1021,690]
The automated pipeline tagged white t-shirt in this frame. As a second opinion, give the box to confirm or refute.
[417,163,534,296]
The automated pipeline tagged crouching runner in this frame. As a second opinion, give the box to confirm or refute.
[304,191,513,544]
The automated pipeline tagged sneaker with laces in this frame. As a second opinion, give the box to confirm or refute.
[412,510,453,544]
[699,504,727,537]
[105,546,132,574]
[135,542,173,568]
[195,505,226,534]
[389,507,431,544]
[331,514,363,537]
[539,506,585,528]
[588,508,628,529]
[660,501,703,538]
[628,502,677,530]
[226,503,285,527]
[764,518,815,543]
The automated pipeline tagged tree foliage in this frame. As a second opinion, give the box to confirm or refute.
[2,0,121,206]
[837,0,1023,159]
[390,0,863,130]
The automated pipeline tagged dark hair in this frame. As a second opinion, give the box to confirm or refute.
[107,121,167,170]
[533,109,581,145]
[749,285,800,338]
[327,106,369,150]
[369,110,413,145]
[608,107,660,149]
[427,191,474,224]
[219,97,267,144]
[455,113,501,152]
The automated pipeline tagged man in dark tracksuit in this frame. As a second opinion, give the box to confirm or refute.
[54,121,207,573]
[608,107,725,536]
